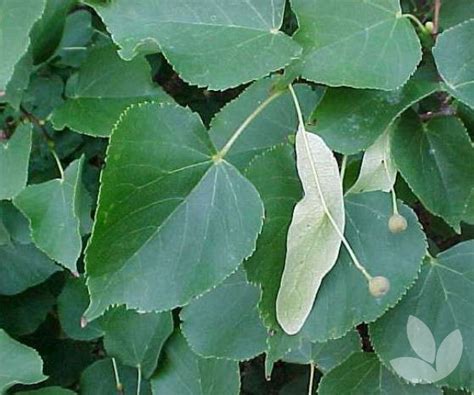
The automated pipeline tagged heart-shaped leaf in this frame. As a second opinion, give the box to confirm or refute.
[0,241,59,295]
[0,0,46,90]
[318,352,442,395]
[282,330,361,373]
[391,113,474,231]
[290,0,422,90]
[87,0,301,90]
[309,79,439,154]
[370,241,474,390]
[102,307,173,378]
[0,329,47,393]
[14,156,88,273]
[84,102,264,320]
[0,124,32,200]
[51,44,171,137]
[180,269,268,361]
[433,20,474,109]
[150,332,240,395]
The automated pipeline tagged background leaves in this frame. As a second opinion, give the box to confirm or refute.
[0,0,472,393]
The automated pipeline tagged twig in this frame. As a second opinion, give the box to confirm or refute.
[20,105,65,179]
[433,0,441,35]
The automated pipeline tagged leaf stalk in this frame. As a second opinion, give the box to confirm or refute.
[216,89,284,160]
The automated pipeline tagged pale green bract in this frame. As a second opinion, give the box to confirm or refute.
[0,124,32,200]
[84,102,264,320]
[433,19,474,110]
[349,129,397,194]
[276,123,344,335]
[14,157,87,273]
[0,329,47,393]
[290,0,422,90]
[86,0,301,90]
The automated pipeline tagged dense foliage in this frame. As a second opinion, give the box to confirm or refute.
[0,0,473,394]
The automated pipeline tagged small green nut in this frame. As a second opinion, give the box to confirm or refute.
[369,276,390,298]
[425,21,434,34]
[388,213,408,233]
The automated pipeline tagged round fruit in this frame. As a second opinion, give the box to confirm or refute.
[369,276,390,297]
[388,213,408,233]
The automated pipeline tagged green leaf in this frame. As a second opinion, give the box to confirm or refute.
[276,121,344,335]
[4,49,34,109]
[84,102,264,320]
[290,0,422,90]
[102,307,173,378]
[209,80,324,170]
[0,218,9,246]
[298,192,426,341]
[180,269,268,361]
[433,20,474,109]
[309,79,439,154]
[0,124,33,200]
[0,201,32,244]
[0,285,55,336]
[370,241,474,390]
[80,359,152,395]
[16,387,76,395]
[51,44,171,137]
[0,329,47,393]
[86,0,301,90]
[391,113,474,231]
[0,0,46,90]
[57,277,104,341]
[52,10,94,68]
[282,330,361,373]
[150,332,240,395]
[0,241,59,295]
[29,0,77,63]
[349,129,397,194]
[23,74,65,119]
[14,157,86,273]
[440,0,474,30]
[318,352,442,395]
[244,145,302,330]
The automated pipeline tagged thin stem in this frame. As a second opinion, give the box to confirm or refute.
[111,358,123,394]
[308,363,315,395]
[288,85,372,282]
[340,155,348,182]
[20,106,65,179]
[403,13,428,33]
[433,0,441,34]
[391,188,398,215]
[51,149,65,180]
[216,89,284,159]
[136,365,142,395]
